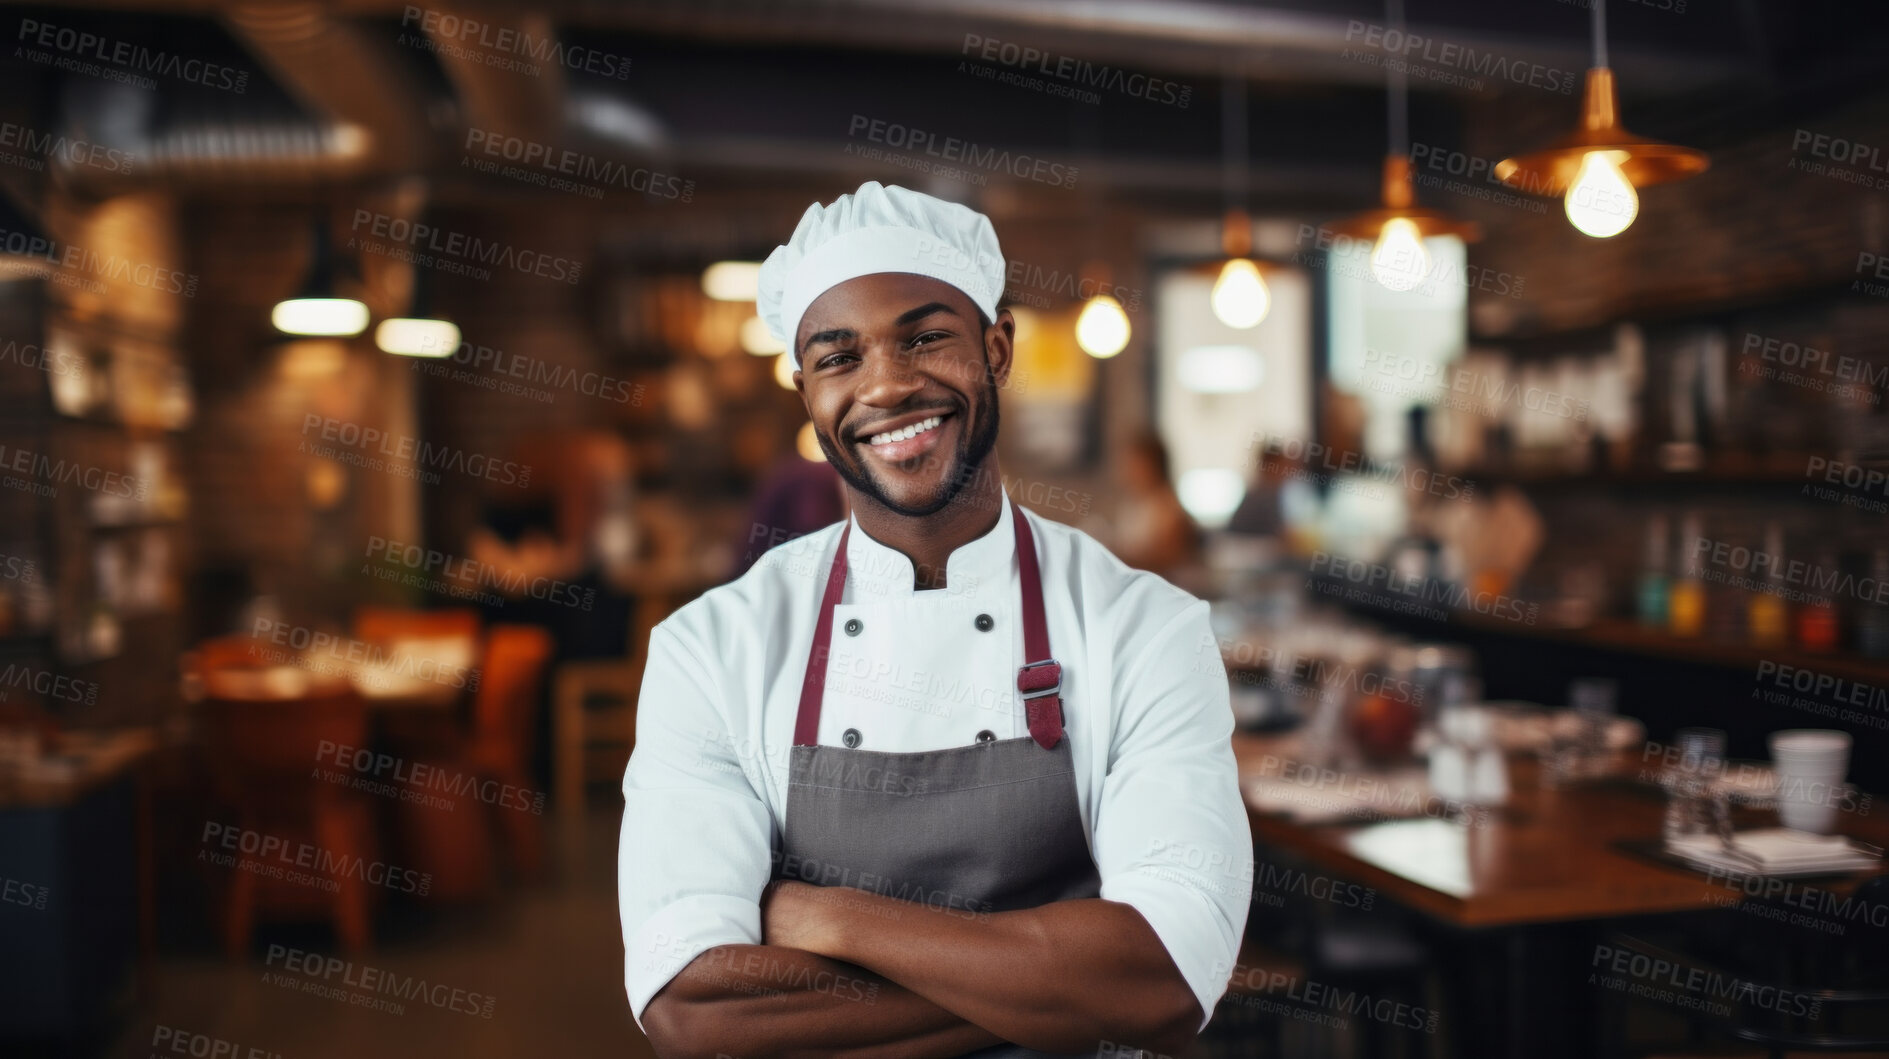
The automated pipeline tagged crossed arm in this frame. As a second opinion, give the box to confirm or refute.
[642,884,1199,1059]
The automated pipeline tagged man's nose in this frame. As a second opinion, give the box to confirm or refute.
[852,342,923,407]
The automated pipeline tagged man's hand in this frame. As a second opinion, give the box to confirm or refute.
[760,880,847,953]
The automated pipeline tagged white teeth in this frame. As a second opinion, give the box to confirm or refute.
[868,415,943,447]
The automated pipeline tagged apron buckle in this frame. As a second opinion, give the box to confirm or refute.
[1017,659,1061,698]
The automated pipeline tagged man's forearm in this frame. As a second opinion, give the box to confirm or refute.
[770,886,1201,1055]
[642,943,1005,1059]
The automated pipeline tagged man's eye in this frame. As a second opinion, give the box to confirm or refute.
[909,331,950,348]
[817,351,858,369]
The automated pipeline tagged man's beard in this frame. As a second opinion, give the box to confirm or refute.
[817,366,1000,518]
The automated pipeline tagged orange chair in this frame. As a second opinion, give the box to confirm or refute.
[465,625,555,880]
[389,625,554,899]
[352,606,482,645]
[200,687,377,957]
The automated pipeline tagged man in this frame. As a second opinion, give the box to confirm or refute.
[619,181,1252,1058]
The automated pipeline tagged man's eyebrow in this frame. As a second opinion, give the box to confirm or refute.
[896,301,960,327]
[798,327,855,360]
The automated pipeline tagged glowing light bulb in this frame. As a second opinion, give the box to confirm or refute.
[1369,217,1431,292]
[272,297,369,336]
[1564,151,1638,238]
[1075,294,1130,358]
[1211,258,1271,329]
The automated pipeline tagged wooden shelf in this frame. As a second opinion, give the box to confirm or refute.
[1320,575,1889,686]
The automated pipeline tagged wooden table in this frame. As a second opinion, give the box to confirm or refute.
[1233,730,1889,1057]
[1232,731,1889,928]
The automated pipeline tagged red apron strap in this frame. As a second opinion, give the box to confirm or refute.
[793,522,851,747]
[794,504,1064,750]
[1011,504,1064,750]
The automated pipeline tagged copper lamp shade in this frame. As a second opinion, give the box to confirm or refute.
[1329,156,1482,241]
[1494,67,1709,194]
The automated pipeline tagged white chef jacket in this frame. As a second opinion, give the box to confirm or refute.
[618,499,1253,1032]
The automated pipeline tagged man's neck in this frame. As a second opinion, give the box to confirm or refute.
[848,461,1004,591]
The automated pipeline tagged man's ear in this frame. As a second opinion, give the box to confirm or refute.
[985,308,1016,388]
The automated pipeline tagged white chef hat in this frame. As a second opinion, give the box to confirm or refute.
[757,181,1005,351]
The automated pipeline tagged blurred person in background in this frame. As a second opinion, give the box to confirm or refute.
[1110,432,1201,577]
[725,450,847,581]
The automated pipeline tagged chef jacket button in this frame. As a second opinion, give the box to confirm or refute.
[842,728,862,749]
[974,613,994,632]
[843,618,863,636]
[975,730,996,743]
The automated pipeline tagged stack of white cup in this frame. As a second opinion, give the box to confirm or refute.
[1768,729,1852,834]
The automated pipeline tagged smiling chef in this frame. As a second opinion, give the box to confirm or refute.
[618,181,1253,1058]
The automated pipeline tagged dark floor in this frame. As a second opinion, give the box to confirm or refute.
[106,807,655,1059]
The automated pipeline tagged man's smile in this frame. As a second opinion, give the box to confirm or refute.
[855,409,957,466]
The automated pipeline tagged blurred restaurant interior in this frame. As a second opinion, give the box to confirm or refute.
[4,0,1889,1056]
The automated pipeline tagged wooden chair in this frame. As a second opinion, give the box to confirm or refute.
[200,687,376,957]
[390,624,554,899]
[352,606,482,645]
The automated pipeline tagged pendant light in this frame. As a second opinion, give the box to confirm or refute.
[375,245,458,357]
[1492,0,1707,238]
[1331,0,1479,291]
[1075,260,1131,359]
[273,215,369,336]
[1204,73,1271,329]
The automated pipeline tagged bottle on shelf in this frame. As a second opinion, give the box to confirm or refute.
[1636,514,1669,627]
[1859,548,1889,659]
[1747,521,1789,647]
[1795,546,1841,653]
[1668,511,1707,638]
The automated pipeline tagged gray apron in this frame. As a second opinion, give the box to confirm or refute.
[777,503,1101,1058]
